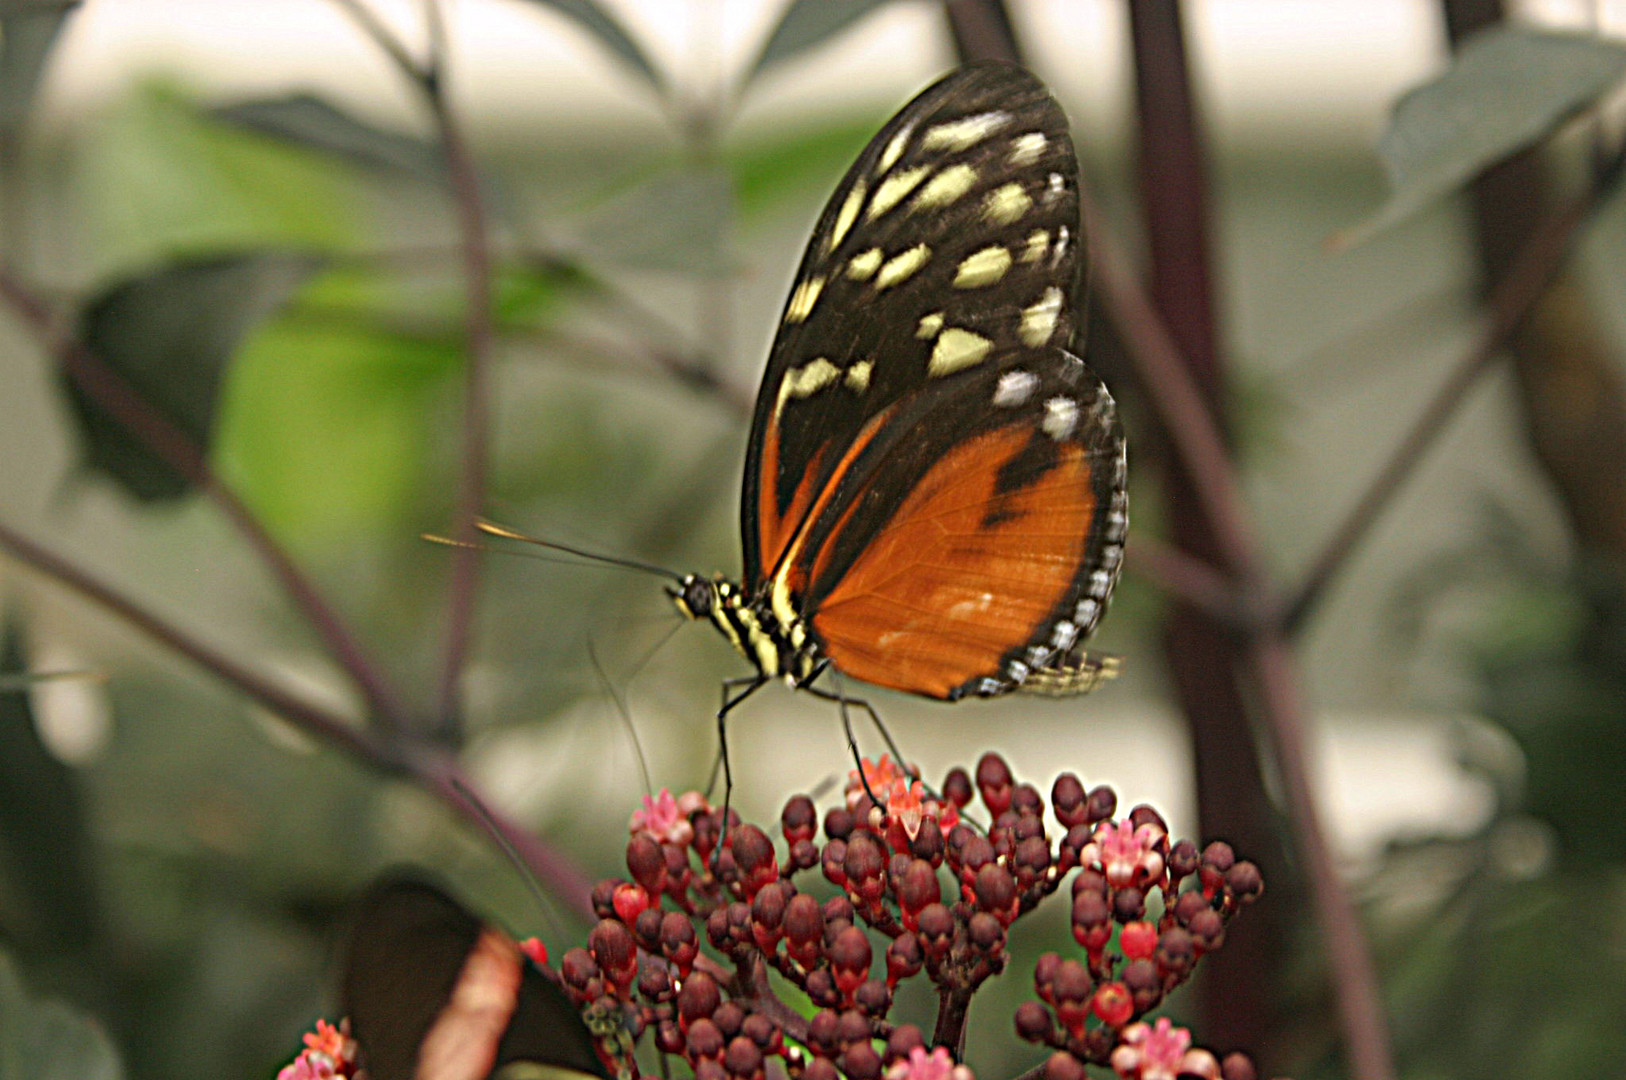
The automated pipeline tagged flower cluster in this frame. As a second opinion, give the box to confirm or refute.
[277,1019,359,1080]
[554,753,1263,1080]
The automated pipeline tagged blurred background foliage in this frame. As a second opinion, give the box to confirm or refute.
[0,3,1623,1080]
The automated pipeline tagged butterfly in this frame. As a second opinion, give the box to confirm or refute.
[666,62,1126,713]
[343,877,612,1080]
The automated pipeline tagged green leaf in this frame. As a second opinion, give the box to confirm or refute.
[0,1,77,131]
[571,166,734,274]
[0,951,123,1080]
[729,116,877,221]
[212,92,445,181]
[1337,25,1626,248]
[217,270,464,544]
[746,0,894,83]
[66,253,321,502]
[82,83,362,270]
[512,0,663,91]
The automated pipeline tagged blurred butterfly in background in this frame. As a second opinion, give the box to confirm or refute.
[343,878,611,1080]
[665,61,1127,713]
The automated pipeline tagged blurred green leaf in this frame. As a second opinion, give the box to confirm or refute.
[0,1,76,131]
[1337,26,1626,248]
[729,116,875,221]
[82,83,363,271]
[217,270,464,544]
[212,92,445,181]
[571,166,734,274]
[512,0,663,90]
[747,0,894,83]
[66,253,320,502]
[0,951,123,1080]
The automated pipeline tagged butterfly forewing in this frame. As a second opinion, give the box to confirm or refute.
[743,63,1085,587]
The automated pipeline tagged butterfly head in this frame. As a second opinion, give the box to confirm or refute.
[669,575,722,621]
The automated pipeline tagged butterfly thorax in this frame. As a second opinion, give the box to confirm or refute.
[670,574,820,686]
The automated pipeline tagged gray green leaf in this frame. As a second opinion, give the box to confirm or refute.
[212,92,445,181]
[66,252,321,502]
[1338,25,1626,248]
[513,0,663,91]
[747,0,894,83]
[0,952,123,1080]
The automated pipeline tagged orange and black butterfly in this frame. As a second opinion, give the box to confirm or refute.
[666,62,1126,712]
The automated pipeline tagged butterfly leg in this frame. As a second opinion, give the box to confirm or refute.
[710,674,768,863]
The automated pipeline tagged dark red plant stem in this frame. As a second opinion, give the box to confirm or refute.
[0,268,410,732]
[1124,5,1288,1064]
[1122,537,1237,624]
[0,517,389,765]
[0,515,596,918]
[943,0,1023,64]
[1280,188,1601,634]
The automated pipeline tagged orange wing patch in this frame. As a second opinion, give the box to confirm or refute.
[810,425,1094,699]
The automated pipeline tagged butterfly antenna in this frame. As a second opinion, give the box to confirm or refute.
[587,636,653,797]
[446,775,565,938]
[476,519,683,581]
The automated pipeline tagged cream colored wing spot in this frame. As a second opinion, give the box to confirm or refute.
[779,358,841,407]
[784,276,826,324]
[846,247,883,281]
[1019,287,1064,346]
[916,311,944,340]
[827,183,866,253]
[875,244,931,291]
[1052,225,1071,267]
[878,125,913,173]
[921,110,1011,152]
[953,246,1013,289]
[1045,172,1066,202]
[1042,395,1079,440]
[845,359,873,393]
[928,328,993,377]
[1009,131,1047,167]
[911,164,978,211]
[869,165,930,219]
[1021,229,1050,264]
[983,182,1032,226]
[992,369,1038,407]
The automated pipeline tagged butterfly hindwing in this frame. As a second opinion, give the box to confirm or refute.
[789,344,1125,700]
[742,63,1085,587]
[343,878,607,1080]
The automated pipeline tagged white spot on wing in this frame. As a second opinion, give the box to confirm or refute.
[982,182,1032,225]
[783,357,840,400]
[1019,287,1064,346]
[783,276,826,324]
[1021,229,1050,264]
[911,164,977,211]
[846,248,882,281]
[875,244,931,290]
[828,182,865,252]
[845,359,872,393]
[1045,172,1065,200]
[953,246,1012,289]
[1042,396,1079,440]
[992,370,1038,407]
[1052,225,1071,267]
[1009,131,1047,166]
[869,165,929,219]
[928,328,993,377]
[916,311,944,340]
[921,110,1011,152]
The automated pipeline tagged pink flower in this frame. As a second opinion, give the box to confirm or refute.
[885,1045,975,1080]
[1086,820,1166,889]
[278,1051,341,1080]
[630,789,694,845]
[890,780,927,840]
[1109,1017,1217,1080]
[847,755,911,809]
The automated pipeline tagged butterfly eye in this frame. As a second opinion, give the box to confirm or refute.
[671,577,714,619]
